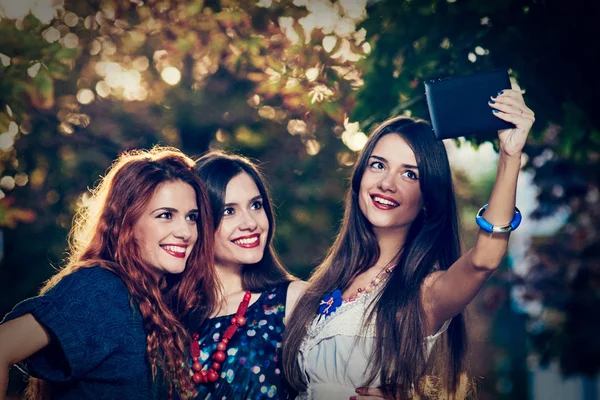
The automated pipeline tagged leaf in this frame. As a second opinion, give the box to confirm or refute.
[53,47,80,61]
[47,61,70,79]
[0,198,37,228]
[27,68,55,109]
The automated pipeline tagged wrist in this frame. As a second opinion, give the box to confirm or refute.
[498,150,523,168]
[499,148,522,159]
[476,204,522,233]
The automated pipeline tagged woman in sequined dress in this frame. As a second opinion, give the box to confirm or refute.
[283,91,535,400]
[185,151,306,400]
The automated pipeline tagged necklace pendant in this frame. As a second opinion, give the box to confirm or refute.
[192,361,202,372]
[192,372,202,384]
[213,350,226,363]
[207,369,219,382]
[189,290,252,386]
[318,289,343,316]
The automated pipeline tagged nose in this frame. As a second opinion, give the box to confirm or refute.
[377,171,397,193]
[173,217,194,241]
[239,211,258,231]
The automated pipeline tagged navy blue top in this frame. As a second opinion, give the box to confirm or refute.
[186,282,290,400]
[2,267,163,400]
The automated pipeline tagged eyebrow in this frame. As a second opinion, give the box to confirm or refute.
[369,155,418,169]
[223,195,263,208]
[151,207,199,214]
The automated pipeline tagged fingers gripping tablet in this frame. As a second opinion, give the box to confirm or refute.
[425,69,515,140]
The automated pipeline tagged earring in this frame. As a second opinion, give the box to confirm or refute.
[423,207,428,219]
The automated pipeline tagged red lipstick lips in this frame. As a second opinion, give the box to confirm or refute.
[370,194,400,210]
[231,233,261,248]
[161,244,188,259]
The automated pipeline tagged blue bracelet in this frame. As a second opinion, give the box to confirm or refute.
[475,204,522,233]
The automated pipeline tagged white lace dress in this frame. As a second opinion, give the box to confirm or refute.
[296,287,450,400]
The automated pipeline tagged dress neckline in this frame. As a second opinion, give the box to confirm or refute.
[209,292,263,320]
[307,279,384,338]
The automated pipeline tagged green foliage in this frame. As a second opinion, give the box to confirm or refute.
[0,0,369,313]
[1,0,599,394]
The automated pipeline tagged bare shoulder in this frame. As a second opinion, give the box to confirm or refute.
[287,280,308,301]
[285,280,308,317]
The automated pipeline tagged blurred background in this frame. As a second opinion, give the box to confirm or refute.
[1,0,599,398]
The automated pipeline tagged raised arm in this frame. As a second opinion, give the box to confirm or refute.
[0,314,51,400]
[422,89,535,334]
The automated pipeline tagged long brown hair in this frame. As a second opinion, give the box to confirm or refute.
[195,151,293,292]
[283,118,469,399]
[25,147,217,399]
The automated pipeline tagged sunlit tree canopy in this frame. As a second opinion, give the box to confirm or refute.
[1,0,599,397]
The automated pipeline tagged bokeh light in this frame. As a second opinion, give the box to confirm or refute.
[63,33,79,48]
[0,176,15,190]
[77,89,95,105]
[161,66,181,86]
[27,63,41,78]
[0,0,62,23]
[42,27,61,43]
[341,118,367,151]
[0,53,10,66]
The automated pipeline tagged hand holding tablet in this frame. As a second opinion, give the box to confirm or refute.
[424,70,516,140]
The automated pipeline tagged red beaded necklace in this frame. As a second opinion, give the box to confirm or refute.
[190,291,252,385]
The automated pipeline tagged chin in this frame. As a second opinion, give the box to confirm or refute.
[236,253,264,266]
[365,215,395,228]
[164,263,187,275]
[240,256,264,266]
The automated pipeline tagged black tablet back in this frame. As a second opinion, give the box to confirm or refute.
[424,70,515,140]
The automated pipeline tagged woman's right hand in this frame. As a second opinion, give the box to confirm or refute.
[351,387,391,399]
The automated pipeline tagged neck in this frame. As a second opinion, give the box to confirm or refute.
[215,262,244,297]
[373,226,407,270]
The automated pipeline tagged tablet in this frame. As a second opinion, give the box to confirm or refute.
[424,69,515,140]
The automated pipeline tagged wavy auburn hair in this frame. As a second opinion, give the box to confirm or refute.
[194,151,292,293]
[283,117,469,399]
[26,147,217,399]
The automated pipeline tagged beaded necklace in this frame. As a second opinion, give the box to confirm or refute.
[190,291,252,384]
[344,266,393,303]
[318,266,394,317]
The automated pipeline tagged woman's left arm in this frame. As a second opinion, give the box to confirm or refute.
[422,89,535,334]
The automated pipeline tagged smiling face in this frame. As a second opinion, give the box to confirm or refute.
[214,172,269,270]
[358,133,424,237]
[133,180,199,276]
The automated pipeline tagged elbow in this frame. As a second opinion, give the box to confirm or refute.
[469,248,504,272]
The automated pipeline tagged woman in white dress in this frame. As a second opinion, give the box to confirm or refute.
[282,90,535,399]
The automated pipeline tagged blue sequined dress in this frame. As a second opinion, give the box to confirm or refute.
[189,282,290,400]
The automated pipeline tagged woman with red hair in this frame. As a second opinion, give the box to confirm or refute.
[0,147,217,399]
